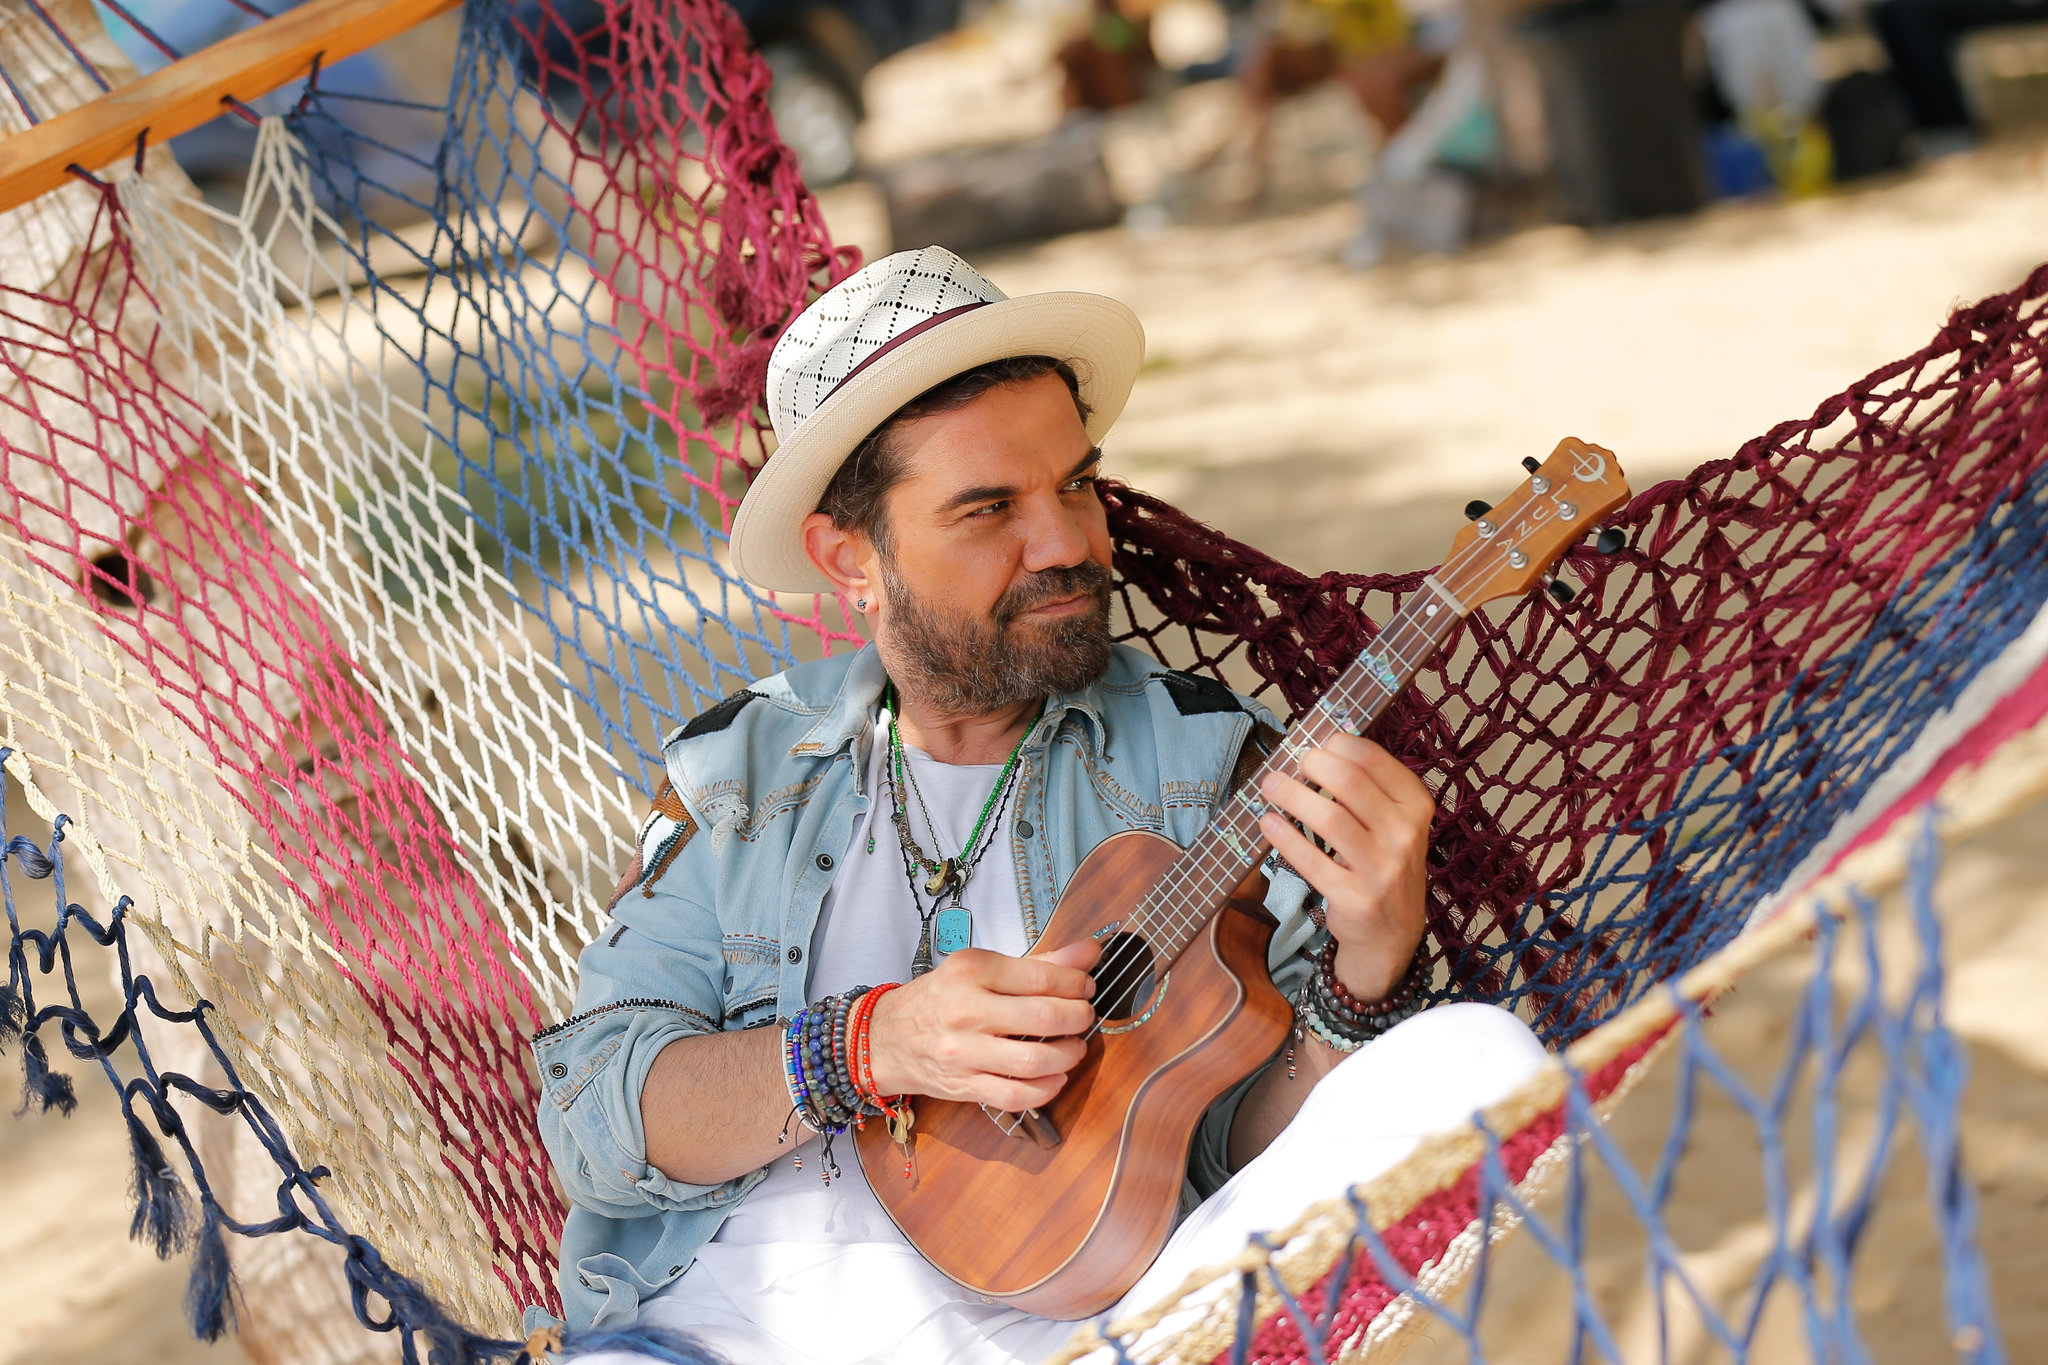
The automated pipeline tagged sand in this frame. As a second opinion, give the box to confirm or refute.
[3,103,2046,1365]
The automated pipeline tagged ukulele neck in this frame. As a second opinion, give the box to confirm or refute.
[1128,575,1468,960]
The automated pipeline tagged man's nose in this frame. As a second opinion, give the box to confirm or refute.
[1018,495,1092,573]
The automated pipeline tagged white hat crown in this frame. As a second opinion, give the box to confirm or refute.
[766,246,1009,445]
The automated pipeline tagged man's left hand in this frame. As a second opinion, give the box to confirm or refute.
[1257,733,1432,1002]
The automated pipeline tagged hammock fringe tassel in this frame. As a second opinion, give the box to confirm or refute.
[0,747,743,1364]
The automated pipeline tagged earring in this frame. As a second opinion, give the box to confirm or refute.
[855,598,868,612]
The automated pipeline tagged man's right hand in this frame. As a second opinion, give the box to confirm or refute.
[867,939,1101,1110]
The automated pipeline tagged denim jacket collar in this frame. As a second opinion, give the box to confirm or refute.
[788,645,889,760]
[533,640,1324,1333]
[789,642,1111,763]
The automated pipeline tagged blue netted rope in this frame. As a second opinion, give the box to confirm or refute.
[1189,819,2007,1365]
[0,750,728,1365]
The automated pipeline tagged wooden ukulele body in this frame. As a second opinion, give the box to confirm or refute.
[853,829,1293,1319]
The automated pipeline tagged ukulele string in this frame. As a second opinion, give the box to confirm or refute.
[1073,500,1557,1033]
[1063,583,1474,1047]
[1047,489,1585,1051]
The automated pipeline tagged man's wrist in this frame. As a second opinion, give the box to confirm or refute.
[1331,938,1412,1002]
[1289,938,1429,1059]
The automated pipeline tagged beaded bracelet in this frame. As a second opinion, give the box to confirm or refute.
[781,986,914,1182]
[1285,940,1430,1075]
[801,1002,854,1182]
[848,983,899,1110]
[848,984,917,1177]
[779,1007,829,1171]
[1316,938,1428,1018]
[807,1002,858,1128]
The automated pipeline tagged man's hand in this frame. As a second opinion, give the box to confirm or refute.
[1257,733,1432,1002]
[868,939,1100,1110]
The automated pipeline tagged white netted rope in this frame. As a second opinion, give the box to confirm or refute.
[0,533,508,1336]
[119,118,650,1010]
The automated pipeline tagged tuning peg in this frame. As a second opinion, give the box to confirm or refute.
[1596,526,1628,555]
[1464,500,1492,521]
[1521,456,1541,473]
[1547,579,1577,606]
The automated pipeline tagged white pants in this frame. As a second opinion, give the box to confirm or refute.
[576,1002,1548,1365]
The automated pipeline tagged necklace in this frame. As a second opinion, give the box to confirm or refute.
[884,684,1041,975]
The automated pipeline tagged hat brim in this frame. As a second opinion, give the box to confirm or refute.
[729,291,1145,595]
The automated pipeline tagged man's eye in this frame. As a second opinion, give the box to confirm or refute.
[969,499,1009,517]
[1064,475,1098,492]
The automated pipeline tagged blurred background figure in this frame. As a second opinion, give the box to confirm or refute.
[1695,0,1831,194]
[1056,0,1160,111]
[509,0,964,187]
[1233,0,1460,204]
[1870,0,2048,151]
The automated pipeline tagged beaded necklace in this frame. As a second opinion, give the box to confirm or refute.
[881,683,1041,975]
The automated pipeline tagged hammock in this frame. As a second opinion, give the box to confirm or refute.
[0,0,2035,1360]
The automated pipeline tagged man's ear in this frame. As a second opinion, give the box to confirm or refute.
[801,511,874,602]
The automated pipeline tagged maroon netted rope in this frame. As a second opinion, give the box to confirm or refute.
[1106,260,2048,1041]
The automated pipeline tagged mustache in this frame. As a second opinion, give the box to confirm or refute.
[993,562,1113,627]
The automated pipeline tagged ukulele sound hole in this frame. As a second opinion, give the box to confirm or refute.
[1092,932,1160,1023]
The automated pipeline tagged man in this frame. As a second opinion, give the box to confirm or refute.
[533,246,1546,1363]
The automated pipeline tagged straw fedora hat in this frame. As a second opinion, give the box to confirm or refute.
[730,246,1146,594]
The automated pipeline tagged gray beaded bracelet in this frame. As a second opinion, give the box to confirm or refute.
[1285,941,1429,1075]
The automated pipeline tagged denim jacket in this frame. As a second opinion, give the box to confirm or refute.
[530,644,1324,1330]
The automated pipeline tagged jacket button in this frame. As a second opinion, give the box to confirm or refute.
[816,852,834,871]
[1017,820,1035,838]
[787,946,803,964]
[548,1062,568,1079]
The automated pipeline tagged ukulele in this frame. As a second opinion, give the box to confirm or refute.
[854,439,1632,1318]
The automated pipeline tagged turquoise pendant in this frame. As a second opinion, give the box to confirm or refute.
[933,906,972,955]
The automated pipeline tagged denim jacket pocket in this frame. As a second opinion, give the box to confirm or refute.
[720,935,784,1026]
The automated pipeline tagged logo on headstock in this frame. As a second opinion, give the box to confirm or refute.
[1571,448,1609,483]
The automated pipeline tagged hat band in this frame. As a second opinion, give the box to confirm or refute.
[820,301,992,406]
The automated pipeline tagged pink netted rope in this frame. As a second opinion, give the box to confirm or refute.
[496,0,863,652]
[0,188,565,1306]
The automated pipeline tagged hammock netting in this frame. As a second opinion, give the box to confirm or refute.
[0,0,2037,1360]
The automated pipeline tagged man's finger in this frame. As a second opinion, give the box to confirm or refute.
[1037,938,1102,972]
[1261,769,1375,872]
[1259,802,1344,890]
[976,1074,1067,1112]
[984,940,1099,1000]
[1313,734,1434,815]
[973,1036,1086,1080]
[982,994,1095,1038]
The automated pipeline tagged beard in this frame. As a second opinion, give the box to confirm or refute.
[878,554,1115,715]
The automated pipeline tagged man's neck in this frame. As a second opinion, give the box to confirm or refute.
[891,692,1041,766]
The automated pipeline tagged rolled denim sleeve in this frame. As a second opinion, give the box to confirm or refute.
[532,837,756,1218]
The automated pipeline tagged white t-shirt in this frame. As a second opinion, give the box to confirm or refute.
[643,714,1074,1365]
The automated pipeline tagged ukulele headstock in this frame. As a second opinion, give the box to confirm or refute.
[1438,438,1631,609]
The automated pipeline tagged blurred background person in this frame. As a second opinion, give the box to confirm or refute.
[1870,0,2048,150]
[1057,0,1161,111]
[1234,0,1463,203]
[1695,0,1831,194]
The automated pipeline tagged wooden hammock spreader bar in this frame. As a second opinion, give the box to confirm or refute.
[0,0,458,217]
